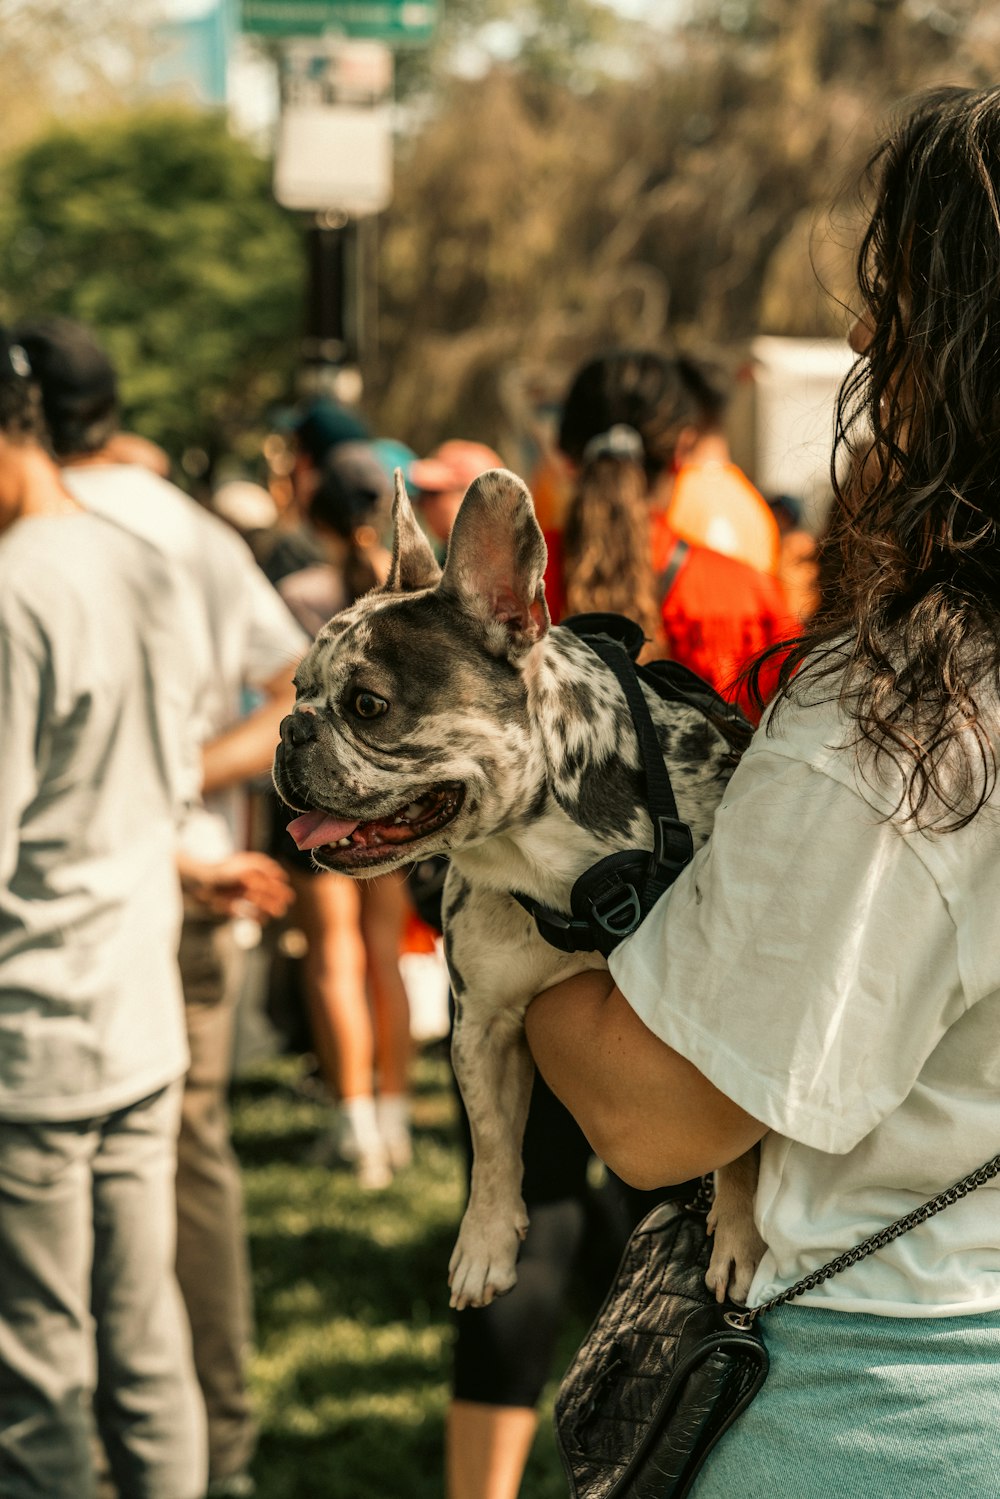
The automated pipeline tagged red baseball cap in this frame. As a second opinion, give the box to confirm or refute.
[409,439,504,494]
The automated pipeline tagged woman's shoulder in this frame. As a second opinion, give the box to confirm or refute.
[752,662,1000,953]
[751,667,854,774]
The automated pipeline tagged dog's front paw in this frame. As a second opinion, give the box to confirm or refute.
[704,1214,766,1305]
[448,1204,529,1310]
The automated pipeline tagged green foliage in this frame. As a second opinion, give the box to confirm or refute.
[232,1050,576,1498]
[0,107,303,465]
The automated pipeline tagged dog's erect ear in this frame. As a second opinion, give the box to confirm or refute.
[439,468,550,659]
[385,469,443,593]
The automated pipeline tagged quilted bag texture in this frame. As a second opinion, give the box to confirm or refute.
[555,1199,770,1499]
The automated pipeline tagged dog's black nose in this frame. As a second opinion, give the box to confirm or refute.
[280,710,318,748]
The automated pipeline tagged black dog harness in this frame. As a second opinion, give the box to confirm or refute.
[513,613,749,959]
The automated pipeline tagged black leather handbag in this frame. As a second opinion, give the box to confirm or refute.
[555,1195,766,1499]
[555,1154,1000,1499]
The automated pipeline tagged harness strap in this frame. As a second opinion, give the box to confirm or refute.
[585,638,683,854]
[513,630,696,957]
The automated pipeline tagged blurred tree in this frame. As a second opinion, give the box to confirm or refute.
[395,0,627,96]
[4,0,999,464]
[368,0,1000,453]
[0,107,303,471]
[0,0,158,150]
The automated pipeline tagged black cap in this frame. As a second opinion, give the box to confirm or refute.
[11,317,118,455]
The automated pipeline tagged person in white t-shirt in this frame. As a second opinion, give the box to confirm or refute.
[0,331,212,1498]
[525,87,1000,1497]
[14,317,307,1497]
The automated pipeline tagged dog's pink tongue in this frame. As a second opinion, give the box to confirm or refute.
[286,811,360,851]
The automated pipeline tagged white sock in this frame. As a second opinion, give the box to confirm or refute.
[340,1095,382,1155]
[376,1093,412,1169]
[376,1093,410,1134]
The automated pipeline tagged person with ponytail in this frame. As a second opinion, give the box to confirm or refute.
[548,350,793,718]
[527,88,1000,1496]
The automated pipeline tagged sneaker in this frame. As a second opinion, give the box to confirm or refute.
[305,1127,392,1188]
[309,1100,393,1188]
[380,1122,413,1172]
[354,1143,393,1191]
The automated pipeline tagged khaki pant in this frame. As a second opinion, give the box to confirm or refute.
[0,1085,207,1499]
[175,916,257,1485]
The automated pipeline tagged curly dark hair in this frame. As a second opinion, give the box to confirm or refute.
[557,350,728,644]
[755,86,1000,830]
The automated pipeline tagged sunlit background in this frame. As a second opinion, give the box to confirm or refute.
[5,0,999,493]
[3,6,999,1494]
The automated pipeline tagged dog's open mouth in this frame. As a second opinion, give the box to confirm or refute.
[285,782,465,869]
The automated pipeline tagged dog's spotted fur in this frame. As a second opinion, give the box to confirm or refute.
[274,469,764,1308]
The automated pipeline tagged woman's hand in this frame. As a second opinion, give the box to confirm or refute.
[525,971,765,1190]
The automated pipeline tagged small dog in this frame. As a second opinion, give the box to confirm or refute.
[274,469,765,1310]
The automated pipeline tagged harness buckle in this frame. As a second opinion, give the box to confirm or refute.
[588,879,644,940]
[655,816,694,879]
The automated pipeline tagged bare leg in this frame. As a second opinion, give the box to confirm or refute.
[289,868,372,1101]
[359,871,411,1098]
[446,1401,537,1499]
[289,869,390,1186]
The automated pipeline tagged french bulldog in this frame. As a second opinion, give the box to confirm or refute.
[273,468,765,1310]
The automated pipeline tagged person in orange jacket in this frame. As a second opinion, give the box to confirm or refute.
[545,349,794,722]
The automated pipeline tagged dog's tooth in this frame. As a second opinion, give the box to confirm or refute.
[404,802,423,819]
[337,836,351,846]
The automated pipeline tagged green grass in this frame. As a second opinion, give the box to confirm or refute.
[231,1049,575,1499]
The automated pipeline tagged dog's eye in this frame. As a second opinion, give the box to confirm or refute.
[353,691,389,720]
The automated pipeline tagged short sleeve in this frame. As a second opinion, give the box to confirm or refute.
[0,619,45,889]
[234,543,310,685]
[607,747,964,1154]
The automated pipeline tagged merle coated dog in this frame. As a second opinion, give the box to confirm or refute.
[273,469,765,1310]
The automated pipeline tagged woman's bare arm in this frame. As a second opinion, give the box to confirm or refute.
[525,971,766,1189]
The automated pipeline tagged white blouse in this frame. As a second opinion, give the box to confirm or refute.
[609,682,1000,1315]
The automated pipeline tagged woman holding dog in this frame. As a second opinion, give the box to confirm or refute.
[527,85,1000,1494]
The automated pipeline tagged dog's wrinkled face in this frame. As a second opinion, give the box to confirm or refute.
[273,468,551,875]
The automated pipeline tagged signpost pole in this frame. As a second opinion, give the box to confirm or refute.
[243,1,438,394]
[304,216,353,367]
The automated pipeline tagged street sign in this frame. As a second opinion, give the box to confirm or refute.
[273,39,394,213]
[241,0,438,44]
[274,103,393,213]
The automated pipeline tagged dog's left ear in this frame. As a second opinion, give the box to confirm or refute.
[385,469,443,593]
[439,468,550,659]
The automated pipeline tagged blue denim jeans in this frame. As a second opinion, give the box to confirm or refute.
[0,1083,207,1499]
